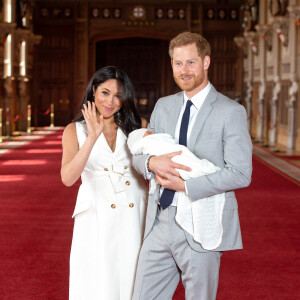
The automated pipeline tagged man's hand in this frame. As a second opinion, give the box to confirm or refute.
[155,173,186,192]
[148,151,191,178]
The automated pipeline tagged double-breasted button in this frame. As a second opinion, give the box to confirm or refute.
[129,203,134,208]
[124,166,128,169]
[125,181,130,186]
[104,168,108,171]
[111,204,116,209]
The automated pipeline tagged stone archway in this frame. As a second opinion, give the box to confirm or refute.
[94,37,178,120]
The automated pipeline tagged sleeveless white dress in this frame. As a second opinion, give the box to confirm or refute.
[69,121,148,300]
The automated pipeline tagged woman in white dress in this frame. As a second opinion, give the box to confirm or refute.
[61,66,148,300]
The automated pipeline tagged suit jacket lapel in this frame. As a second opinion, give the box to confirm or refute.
[165,92,184,137]
[188,85,218,150]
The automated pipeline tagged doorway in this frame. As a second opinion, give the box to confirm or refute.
[96,38,178,120]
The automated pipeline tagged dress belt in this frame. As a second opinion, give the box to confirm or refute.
[81,162,135,193]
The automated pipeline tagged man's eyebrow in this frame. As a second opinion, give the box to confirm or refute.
[174,58,197,61]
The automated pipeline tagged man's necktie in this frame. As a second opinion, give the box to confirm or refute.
[159,99,193,209]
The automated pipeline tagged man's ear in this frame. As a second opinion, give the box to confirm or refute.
[203,56,210,70]
[171,59,174,69]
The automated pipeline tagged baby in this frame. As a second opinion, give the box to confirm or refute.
[128,128,220,192]
[127,128,226,250]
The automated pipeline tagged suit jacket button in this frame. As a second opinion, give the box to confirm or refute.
[129,203,134,208]
[155,200,158,204]
[104,168,108,171]
[125,181,130,186]
[111,204,116,209]
[124,166,128,169]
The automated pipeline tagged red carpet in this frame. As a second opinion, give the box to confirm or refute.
[0,129,299,299]
[0,129,77,299]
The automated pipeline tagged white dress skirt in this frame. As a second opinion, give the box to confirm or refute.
[69,121,148,300]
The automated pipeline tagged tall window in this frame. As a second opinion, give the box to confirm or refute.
[20,40,26,76]
[4,34,12,77]
[4,0,12,23]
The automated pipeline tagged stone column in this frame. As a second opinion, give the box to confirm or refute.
[74,4,89,117]
[3,76,16,135]
[234,36,246,105]
[269,75,281,148]
[0,23,16,136]
[268,17,285,148]
[25,32,42,130]
[286,78,298,151]
[286,6,300,151]
[256,80,265,142]
[244,31,257,132]
[14,28,30,132]
[255,25,269,143]
[18,78,31,132]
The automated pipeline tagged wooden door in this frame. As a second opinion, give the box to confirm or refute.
[34,26,74,126]
[96,38,177,120]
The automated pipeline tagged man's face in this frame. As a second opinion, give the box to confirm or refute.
[171,43,210,97]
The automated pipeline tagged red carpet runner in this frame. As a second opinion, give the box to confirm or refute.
[0,129,299,299]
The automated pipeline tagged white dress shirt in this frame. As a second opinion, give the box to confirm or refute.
[145,82,212,206]
[171,82,212,205]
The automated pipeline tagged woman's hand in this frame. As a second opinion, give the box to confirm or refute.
[82,101,103,141]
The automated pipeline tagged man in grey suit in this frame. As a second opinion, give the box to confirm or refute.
[132,32,252,300]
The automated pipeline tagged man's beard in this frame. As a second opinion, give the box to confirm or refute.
[173,73,204,92]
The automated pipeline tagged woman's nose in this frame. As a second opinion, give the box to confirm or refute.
[108,96,114,103]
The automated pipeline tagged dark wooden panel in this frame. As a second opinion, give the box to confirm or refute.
[34,26,74,126]
[206,32,239,96]
[96,38,176,120]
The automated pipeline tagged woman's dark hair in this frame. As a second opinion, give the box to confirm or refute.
[73,66,141,136]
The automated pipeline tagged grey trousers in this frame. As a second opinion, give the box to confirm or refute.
[133,206,222,300]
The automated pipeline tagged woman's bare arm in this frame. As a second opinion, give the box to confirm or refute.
[61,102,103,187]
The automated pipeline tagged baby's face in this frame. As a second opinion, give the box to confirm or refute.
[143,131,154,137]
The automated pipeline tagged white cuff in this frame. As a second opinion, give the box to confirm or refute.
[184,181,189,195]
[145,156,154,180]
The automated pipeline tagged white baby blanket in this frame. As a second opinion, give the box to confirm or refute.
[128,129,226,250]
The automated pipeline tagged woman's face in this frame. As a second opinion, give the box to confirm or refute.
[93,79,123,119]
